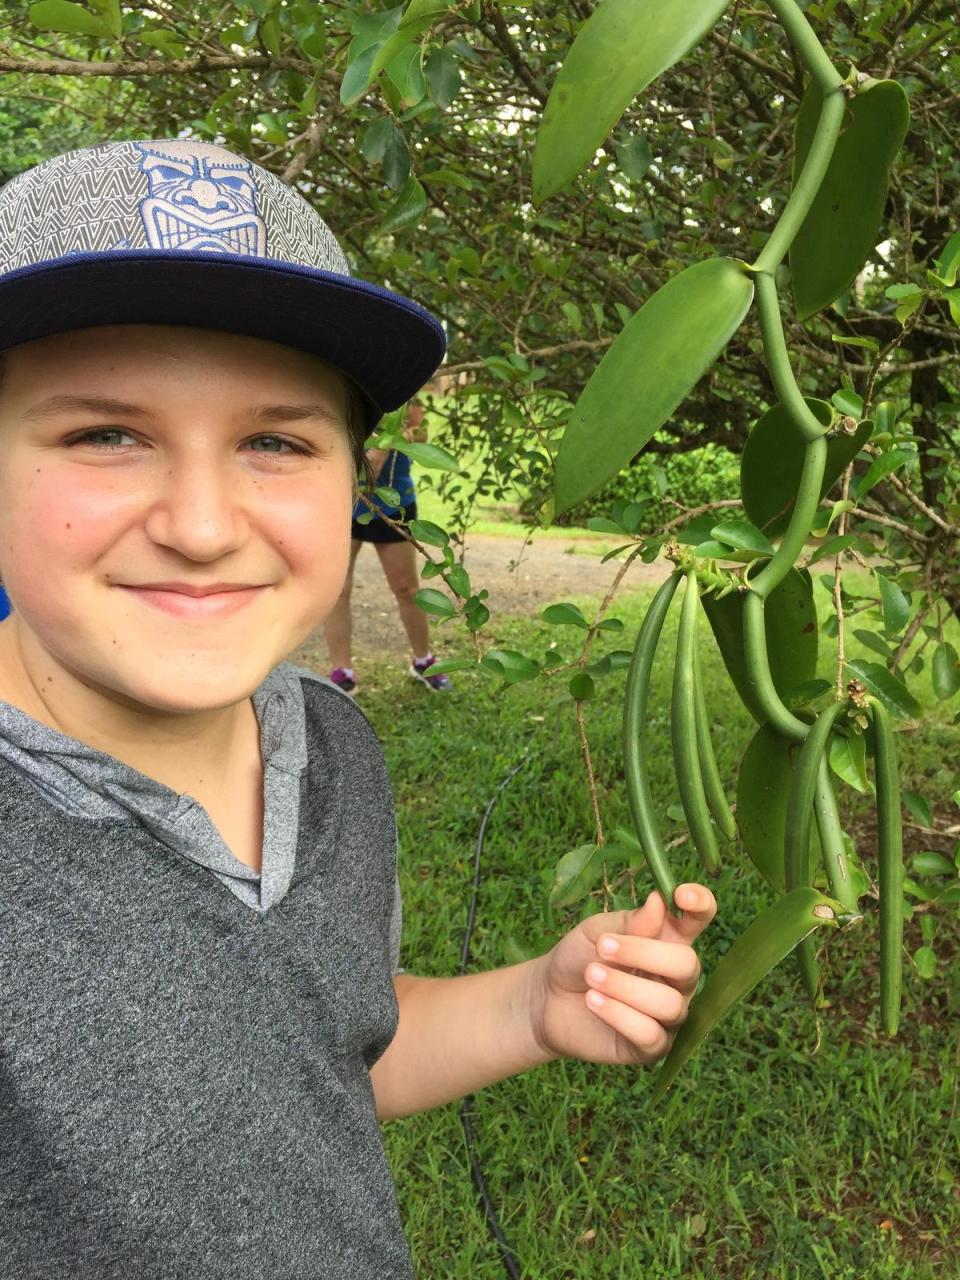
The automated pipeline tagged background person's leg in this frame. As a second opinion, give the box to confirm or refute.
[375,537,452,691]
[375,536,430,657]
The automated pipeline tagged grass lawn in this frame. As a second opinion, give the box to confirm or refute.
[360,580,959,1279]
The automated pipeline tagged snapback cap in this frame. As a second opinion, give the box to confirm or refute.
[0,138,446,426]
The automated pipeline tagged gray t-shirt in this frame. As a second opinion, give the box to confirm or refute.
[0,661,402,966]
[0,663,412,1278]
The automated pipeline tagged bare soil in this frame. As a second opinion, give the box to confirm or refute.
[290,532,671,668]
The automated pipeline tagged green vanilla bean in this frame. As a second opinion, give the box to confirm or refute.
[750,432,829,599]
[812,755,862,916]
[869,700,904,1036]
[623,573,682,914]
[742,592,808,742]
[784,701,847,895]
[783,701,847,1004]
[672,573,722,876]
[693,636,737,841]
[754,274,831,444]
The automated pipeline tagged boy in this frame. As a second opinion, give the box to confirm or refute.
[0,139,716,1278]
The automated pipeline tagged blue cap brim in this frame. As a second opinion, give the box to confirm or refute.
[0,250,446,427]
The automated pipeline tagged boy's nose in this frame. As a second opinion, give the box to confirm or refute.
[143,468,250,562]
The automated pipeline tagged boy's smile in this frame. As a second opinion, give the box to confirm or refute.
[0,324,357,748]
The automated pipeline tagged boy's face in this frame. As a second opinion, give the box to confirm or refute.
[0,325,356,716]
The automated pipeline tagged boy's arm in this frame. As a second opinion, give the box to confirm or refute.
[370,884,715,1121]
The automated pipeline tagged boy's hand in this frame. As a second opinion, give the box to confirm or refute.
[529,884,716,1066]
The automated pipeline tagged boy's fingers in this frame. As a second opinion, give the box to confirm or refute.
[624,890,666,938]
[667,883,717,942]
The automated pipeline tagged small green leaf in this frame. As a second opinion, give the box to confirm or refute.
[29,0,109,34]
[381,175,427,234]
[542,602,590,628]
[791,80,910,319]
[617,135,652,182]
[414,587,456,618]
[932,230,960,287]
[829,733,871,794]
[902,790,933,827]
[709,519,774,557]
[913,946,937,980]
[550,843,604,909]
[444,564,470,598]
[831,388,864,418]
[341,45,379,105]
[406,518,450,547]
[857,447,913,499]
[653,889,840,1098]
[913,850,954,877]
[932,642,960,700]
[424,46,462,108]
[876,572,911,636]
[846,659,921,721]
[532,0,730,202]
[374,486,403,507]
[554,259,753,514]
[395,439,460,471]
[586,516,626,534]
[806,534,855,564]
[568,671,596,700]
[481,649,540,684]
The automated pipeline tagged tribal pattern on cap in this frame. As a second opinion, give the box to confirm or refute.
[0,139,350,277]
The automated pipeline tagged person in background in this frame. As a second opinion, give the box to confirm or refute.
[324,396,452,694]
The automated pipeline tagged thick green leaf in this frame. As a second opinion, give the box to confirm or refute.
[740,400,873,538]
[28,0,109,35]
[932,642,960,700]
[736,724,823,892]
[913,851,955,877]
[550,843,604,908]
[653,888,840,1098]
[554,259,753,514]
[846,659,921,720]
[532,0,730,202]
[702,569,818,719]
[618,135,652,182]
[791,80,910,320]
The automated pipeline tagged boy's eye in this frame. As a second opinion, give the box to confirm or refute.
[246,435,311,456]
[70,428,139,449]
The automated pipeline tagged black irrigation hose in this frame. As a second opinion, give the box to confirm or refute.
[458,750,534,1280]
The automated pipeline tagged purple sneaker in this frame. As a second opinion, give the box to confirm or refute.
[329,667,357,696]
[410,655,452,691]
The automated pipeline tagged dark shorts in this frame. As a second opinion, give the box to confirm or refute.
[351,501,417,545]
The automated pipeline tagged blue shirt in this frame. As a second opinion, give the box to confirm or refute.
[353,449,415,521]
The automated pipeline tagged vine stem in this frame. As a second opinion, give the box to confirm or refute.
[754,274,832,442]
[833,462,854,699]
[575,700,604,849]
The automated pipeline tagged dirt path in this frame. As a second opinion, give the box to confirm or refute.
[291,532,671,666]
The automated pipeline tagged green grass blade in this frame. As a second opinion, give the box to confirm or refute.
[554,259,753,515]
[652,888,840,1100]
